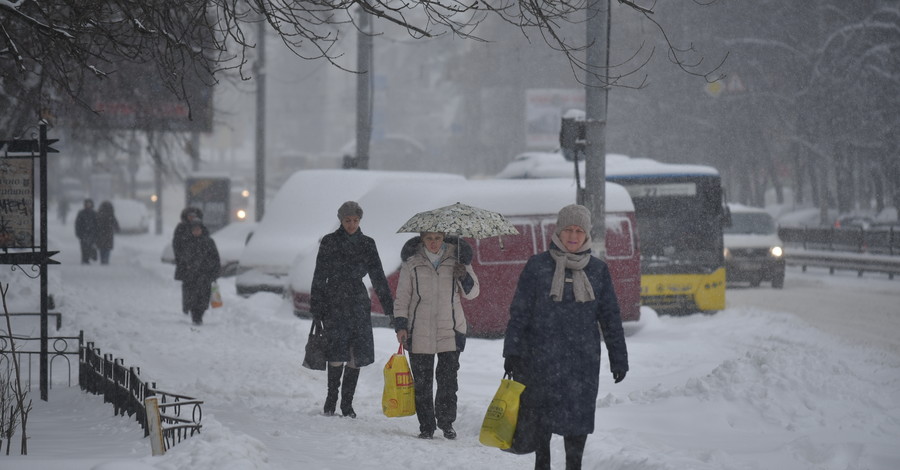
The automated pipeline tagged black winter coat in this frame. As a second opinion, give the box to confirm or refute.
[503,250,628,436]
[95,210,119,251]
[173,208,208,281]
[309,227,394,367]
[75,208,97,242]
[176,233,221,285]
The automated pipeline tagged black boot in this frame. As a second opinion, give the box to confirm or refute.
[340,367,360,418]
[324,364,342,416]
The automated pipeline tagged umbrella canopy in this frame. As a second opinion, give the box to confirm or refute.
[396,202,519,239]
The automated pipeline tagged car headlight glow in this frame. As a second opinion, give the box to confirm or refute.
[236,209,247,220]
[770,246,783,258]
[723,247,731,259]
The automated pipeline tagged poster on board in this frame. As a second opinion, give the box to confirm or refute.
[0,158,34,248]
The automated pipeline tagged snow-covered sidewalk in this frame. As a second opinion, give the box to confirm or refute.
[3,217,900,470]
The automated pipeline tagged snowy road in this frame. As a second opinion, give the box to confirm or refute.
[726,268,900,354]
[3,220,899,470]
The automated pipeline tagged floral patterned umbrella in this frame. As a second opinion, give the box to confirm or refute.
[396,202,519,239]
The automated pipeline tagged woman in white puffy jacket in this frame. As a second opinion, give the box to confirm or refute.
[393,232,479,440]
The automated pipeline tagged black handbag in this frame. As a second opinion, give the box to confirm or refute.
[503,389,542,454]
[301,320,327,370]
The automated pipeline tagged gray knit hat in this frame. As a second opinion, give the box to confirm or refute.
[555,204,591,235]
[337,201,363,220]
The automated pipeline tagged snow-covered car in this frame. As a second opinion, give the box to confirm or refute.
[161,221,256,277]
[235,169,464,297]
[111,198,151,234]
[724,203,785,288]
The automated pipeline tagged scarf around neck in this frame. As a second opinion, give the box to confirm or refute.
[549,233,595,303]
[424,243,446,269]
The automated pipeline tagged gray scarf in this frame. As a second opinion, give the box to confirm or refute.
[549,233,595,303]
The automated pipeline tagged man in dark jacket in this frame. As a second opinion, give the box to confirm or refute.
[503,204,628,470]
[176,220,220,325]
[74,199,98,264]
[309,201,395,418]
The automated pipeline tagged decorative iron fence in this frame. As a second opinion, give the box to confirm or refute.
[1,324,204,453]
[0,329,81,391]
[79,340,204,451]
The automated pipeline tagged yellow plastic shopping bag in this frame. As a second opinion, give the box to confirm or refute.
[382,344,416,417]
[479,374,526,449]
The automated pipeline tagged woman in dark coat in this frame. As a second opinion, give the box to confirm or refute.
[74,199,98,264]
[309,201,394,418]
[503,204,628,470]
[176,220,220,326]
[95,201,120,265]
[173,207,204,313]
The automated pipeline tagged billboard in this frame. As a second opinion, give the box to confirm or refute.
[525,89,585,149]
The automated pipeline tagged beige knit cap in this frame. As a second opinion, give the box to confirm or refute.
[337,201,363,220]
[555,204,591,235]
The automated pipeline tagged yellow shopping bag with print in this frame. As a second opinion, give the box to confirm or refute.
[479,374,526,449]
[382,344,416,417]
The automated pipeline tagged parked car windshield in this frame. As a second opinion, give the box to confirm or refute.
[725,212,776,235]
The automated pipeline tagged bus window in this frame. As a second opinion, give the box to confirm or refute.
[476,223,536,264]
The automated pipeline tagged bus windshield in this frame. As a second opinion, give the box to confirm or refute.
[611,175,725,274]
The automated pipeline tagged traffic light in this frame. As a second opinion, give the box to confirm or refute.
[559,117,585,161]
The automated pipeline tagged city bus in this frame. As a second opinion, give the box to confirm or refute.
[497,152,729,313]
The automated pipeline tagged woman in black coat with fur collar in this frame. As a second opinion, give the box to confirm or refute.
[309,201,395,418]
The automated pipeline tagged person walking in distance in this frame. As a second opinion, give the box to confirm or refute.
[173,207,204,314]
[95,201,120,265]
[309,201,395,418]
[74,199,98,264]
[175,220,220,326]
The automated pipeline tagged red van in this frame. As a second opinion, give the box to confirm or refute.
[290,177,640,337]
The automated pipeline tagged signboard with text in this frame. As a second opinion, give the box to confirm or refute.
[525,89,586,149]
[0,158,34,248]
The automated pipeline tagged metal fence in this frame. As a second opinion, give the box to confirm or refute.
[779,226,900,278]
[1,325,203,453]
[779,226,900,255]
[79,340,204,450]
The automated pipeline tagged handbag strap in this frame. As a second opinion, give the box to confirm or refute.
[396,343,404,355]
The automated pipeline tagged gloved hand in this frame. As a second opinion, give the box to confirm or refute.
[453,263,468,281]
[612,370,626,384]
[504,356,520,377]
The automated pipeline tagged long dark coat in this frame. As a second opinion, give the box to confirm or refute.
[503,250,628,436]
[173,208,206,281]
[95,203,120,251]
[176,231,221,312]
[74,207,97,243]
[309,227,394,368]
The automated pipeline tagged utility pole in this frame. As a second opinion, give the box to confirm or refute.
[254,20,267,221]
[355,7,373,170]
[583,0,610,258]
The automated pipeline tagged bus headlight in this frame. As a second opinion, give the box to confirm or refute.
[236,209,247,220]
[723,247,731,260]
[770,246,783,258]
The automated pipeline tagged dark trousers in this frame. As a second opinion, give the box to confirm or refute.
[409,351,460,433]
[182,280,211,322]
[79,240,95,264]
[99,248,111,264]
[535,433,587,470]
